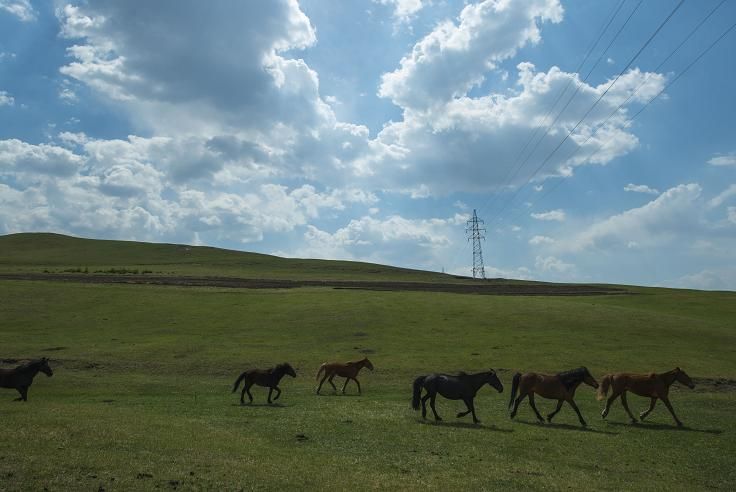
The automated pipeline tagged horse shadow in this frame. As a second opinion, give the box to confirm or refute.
[416,419,514,433]
[515,419,618,435]
[606,421,722,434]
[230,402,288,408]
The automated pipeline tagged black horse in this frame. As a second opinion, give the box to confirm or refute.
[412,370,504,424]
[0,358,54,401]
[232,363,297,405]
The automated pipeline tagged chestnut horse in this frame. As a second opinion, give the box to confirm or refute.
[0,358,54,401]
[412,370,503,424]
[509,367,599,427]
[232,363,296,405]
[315,357,373,395]
[597,367,695,427]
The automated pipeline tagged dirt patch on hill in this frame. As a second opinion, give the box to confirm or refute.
[0,273,627,296]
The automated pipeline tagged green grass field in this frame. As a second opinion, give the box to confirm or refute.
[1,234,734,490]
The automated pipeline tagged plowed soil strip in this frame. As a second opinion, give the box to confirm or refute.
[0,273,627,296]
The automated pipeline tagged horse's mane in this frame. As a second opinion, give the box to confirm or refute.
[273,362,294,372]
[557,367,587,390]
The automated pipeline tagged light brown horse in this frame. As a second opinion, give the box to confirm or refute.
[509,367,599,427]
[315,357,373,395]
[597,367,695,427]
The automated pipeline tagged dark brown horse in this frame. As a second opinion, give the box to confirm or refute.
[509,367,598,427]
[0,358,53,401]
[412,370,503,424]
[232,363,296,405]
[315,357,374,395]
[598,367,695,427]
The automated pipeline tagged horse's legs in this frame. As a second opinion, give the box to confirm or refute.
[316,374,329,394]
[267,387,274,404]
[353,378,362,394]
[341,377,350,394]
[601,391,621,419]
[273,386,282,401]
[528,394,544,423]
[421,392,430,419]
[640,397,657,421]
[620,391,637,423]
[547,400,564,423]
[429,392,442,421]
[510,391,528,419]
[328,374,338,392]
[467,398,480,424]
[240,384,249,405]
[245,384,254,404]
[567,398,587,427]
[456,398,472,418]
[661,396,683,427]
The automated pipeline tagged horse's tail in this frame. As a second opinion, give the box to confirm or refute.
[232,372,247,393]
[508,372,521,410]
[315,363,326,381]
[411,376,426,410]
[597,374,612,401]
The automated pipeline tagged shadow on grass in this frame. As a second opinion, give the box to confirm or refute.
[315,392,364,397]
[230,402,289,408]
[606,421,723,434]
[514,419,618,435]
[416,419,513,432]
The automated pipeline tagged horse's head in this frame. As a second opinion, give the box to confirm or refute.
[485,369,503,393]
[674,367,695,389]
[582,367,598,389]
[362,358,374,371]
[39,357,53,377]
[282,363,297,378]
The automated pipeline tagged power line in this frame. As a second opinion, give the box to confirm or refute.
[505,8,735,227]
[485,0,686,227]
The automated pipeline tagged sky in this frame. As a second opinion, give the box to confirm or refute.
[1,0,735,290]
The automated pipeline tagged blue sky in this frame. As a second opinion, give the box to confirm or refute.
[1,0,735,290]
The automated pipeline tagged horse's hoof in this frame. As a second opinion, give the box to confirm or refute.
[676,421,684,428]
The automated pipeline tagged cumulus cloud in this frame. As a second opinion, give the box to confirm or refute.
[531,209,565,221]
[535,255,573,273]
[558,184,703,252]
[673,268,736,291]
[707,153,736,167]
[624,183,659,195]
[709,184,736,209]
[0,90,14,106]
[379,0,563,109]
[376,0,425,23]
[0,0,35,21]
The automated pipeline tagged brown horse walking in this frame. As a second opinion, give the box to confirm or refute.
[509,367,599,427]
[315,357,373,395]
[597,367,695,427]
[0,358,53,401]
[232,363,296,405]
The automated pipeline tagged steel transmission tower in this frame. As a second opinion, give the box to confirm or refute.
[466,209,486,279]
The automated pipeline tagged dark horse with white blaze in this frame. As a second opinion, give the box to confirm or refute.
[412,370,504,424]
[0,358,54,401]
[232,363,296,405]
[597,367,695,427]
[509,367,598,427]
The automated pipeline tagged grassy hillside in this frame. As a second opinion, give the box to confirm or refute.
[0,232,458,282]
[0,235,734,490]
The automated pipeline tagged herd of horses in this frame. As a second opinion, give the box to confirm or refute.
[1,356,696,427]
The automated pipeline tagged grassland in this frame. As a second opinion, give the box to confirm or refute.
[0,233,734,490]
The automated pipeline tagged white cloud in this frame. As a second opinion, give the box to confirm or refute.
[624,183,659,195]
[673,269,736,291]
[0,139,85,177]
[728,206,736,224]
[529,235,554,245]
[558,184,702,252]
[376,0,425,23]
[0,0,35,21]
[0,90,14,106]
[709,184,736,208]
[707,153,736,167]
[535,255,573,273]
[379,0,563,109]
[531,209,565,221]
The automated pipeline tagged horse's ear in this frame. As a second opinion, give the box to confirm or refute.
[676,366,681,372]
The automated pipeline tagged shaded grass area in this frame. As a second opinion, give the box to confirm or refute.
[1,281,734,490]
